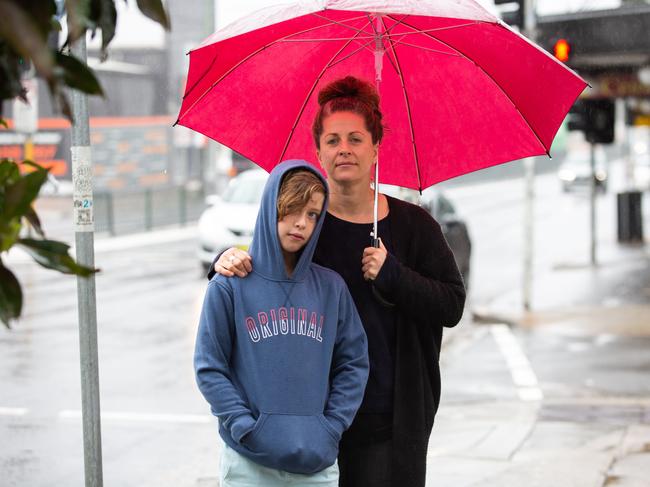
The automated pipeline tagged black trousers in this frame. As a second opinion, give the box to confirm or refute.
[338,436,393,487]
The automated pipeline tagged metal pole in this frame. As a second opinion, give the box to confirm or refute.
[371,13,384,247]
[590,142,597,265]
[70,36,104,487]
[523,158,534,311]
[522,0,536,311]
[179,185,187,226]
[145,189,153,231]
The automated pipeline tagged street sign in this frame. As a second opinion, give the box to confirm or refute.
[12,79,38,135]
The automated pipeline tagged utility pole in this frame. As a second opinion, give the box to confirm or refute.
[522,0,536,311]
[70,36,103,487]
[589,142,597,265]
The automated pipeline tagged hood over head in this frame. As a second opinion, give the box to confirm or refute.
[249,160,328,281]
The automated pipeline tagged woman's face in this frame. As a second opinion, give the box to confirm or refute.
[316,111,378,186]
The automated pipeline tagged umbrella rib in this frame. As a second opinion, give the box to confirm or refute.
[309,12,374,37]
[278,25,371,163]
[181,51,221,102]
[388,21,483,37]
[177,17,362,123]
[328,38,377,69]
[379,16,422,192]
[390,16,549,153]
[383,39,462,57]
[379,15,483,43]
[278,36,375,42]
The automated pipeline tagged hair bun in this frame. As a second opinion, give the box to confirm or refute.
[318,76,380,110]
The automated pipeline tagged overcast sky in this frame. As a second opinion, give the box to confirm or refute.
[98,0,624,49]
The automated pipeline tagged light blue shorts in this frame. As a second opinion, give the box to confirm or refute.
[220,443,339,487]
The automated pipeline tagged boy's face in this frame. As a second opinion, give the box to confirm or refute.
[277,192,325,254]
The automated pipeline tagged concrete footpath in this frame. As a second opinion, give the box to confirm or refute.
[432,239,650,487]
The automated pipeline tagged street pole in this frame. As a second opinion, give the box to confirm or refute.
[522,0,536,311]
[70,36,104,487]
[590,142,597,265]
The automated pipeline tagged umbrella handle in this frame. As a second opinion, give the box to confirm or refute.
[369,232,392,307]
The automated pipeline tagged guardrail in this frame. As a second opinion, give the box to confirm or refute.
[93,185,206,236]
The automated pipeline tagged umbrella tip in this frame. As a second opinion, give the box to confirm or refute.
[172,119,180,127]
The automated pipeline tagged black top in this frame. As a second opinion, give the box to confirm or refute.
[313,211,397,415]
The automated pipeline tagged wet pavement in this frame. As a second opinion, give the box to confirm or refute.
[437,220,650,486]
[2,172,649,486]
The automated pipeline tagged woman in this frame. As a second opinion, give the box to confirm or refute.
[210,76,466,487]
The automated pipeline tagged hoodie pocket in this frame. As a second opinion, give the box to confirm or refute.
[242,413,339,474]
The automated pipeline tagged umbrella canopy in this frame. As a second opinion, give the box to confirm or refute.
[177,0,587,191]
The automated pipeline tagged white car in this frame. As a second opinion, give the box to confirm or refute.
[197,169,268,271]
[558,149,608,193]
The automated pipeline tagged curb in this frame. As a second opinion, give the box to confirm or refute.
[471,306,519,326]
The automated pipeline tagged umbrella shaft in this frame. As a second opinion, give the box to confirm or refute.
[373,158,379,246]
[372,14,384,243]
[373,14,384,83]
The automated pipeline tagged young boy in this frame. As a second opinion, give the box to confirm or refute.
[194,160,369,486]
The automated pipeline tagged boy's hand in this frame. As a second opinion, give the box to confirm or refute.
[362,238,387,281]
[215,248,253,277]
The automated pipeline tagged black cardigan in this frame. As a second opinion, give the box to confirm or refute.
[372,196,466,487]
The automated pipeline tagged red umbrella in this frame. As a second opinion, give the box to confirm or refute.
[176,0,587,233]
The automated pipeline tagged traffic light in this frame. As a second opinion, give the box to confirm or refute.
[553,39,571,63]
[567,99,615,144]
[494,0,524,29]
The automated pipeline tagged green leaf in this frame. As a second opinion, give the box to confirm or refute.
[0,258,22,328]
[54,51,104,96]
[17,238,98,277]
[0,159,21,185]
[14,0,57,35]
[0,218,21,252]
[88,0,117,55]
[3,164,49,220]
[0,44,27,100]
[46,82,75,122]
[64,0,92,46]
[0,1,55,79]
[24,207,45,238]
[59,91,74,122]
[136,0,170,30]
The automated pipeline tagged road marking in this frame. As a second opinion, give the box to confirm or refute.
[92,226,198,253]
[0,407,28,417]
[490,324,544,402]
[5,226,198,265]
[58,410,212,424]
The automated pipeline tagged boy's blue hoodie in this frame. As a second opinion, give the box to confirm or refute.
[194,160,369,474]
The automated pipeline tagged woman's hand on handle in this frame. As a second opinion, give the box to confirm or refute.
[214,248,253,277]
[362,238,387,281]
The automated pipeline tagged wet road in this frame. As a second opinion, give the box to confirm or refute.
[1,168,648,486]
[1,235,218,487]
